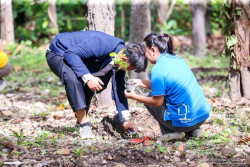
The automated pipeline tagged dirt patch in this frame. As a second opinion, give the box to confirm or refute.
[90,106,161,140]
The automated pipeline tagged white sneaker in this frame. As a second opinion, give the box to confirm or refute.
[157,132,183,141]
[191,129,202,138]
[0,80,6,91]
[79,126,94,139]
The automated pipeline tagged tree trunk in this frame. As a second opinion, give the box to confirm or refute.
[87,0,114,108]
[229,58,242,99]
[205,0,212,36]
[1,0,14,42]
[191,0,206,58]
[48,0,59,39]
[129,0,150,80]
[234,0,250,99]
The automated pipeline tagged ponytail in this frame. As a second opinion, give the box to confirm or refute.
[143,33,174,54]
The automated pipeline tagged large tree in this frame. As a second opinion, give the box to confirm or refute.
[129,0,151,80]
[87,0,115,108]
[221,0,250,99]
[190,0,206,58]
[1,0,15,42]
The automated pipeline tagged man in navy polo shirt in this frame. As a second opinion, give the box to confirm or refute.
[46,30,147,139]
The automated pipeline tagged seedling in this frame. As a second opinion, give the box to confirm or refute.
[109,49,128,70]
[51,136,58,145]
[41,149,47,156]
[13,150,21,158]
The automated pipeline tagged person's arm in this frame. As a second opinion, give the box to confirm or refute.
[133,79,151,89]
[125,91,164,107]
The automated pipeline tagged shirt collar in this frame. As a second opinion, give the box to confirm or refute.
[156,52,168,63]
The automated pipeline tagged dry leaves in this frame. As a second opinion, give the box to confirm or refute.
[238,134,250,145]
[56,104,64,111]
[143,139,155,146]
[14,64,22,72]
[177,144,186,152]
[56,148,70,155]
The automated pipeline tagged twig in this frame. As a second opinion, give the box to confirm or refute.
[165,0,177,22]
[1,140,29,154]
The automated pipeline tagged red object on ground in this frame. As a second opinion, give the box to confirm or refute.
[131,136,150,144]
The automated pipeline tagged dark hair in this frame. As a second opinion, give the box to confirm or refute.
[143,33,174,54]
[123,43,147,72]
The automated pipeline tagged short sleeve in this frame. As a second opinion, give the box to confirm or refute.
[150,72,165,96]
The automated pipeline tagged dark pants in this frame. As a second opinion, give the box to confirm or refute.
[0,60,12,81]
[46,51,94,113]
[144,92,205,134]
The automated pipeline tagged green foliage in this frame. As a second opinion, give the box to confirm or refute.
[109,50,128,70]
[158,20,185,35]
[220,0,239,69]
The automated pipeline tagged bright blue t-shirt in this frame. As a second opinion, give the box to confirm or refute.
[150,53,210,127]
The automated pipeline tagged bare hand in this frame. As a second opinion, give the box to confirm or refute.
[87,77,104,92]
[133,79,142,87]
[124,87,136,99]
[123,121,135,133]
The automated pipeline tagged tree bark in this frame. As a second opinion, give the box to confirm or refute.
[205,0,212,36]
[87,0,115,108]
[229,58,242,99]
[48,0,59,39]
[234,0,250,99]
[129,0,150,80]
[1,0,15,42]
[191,0,206,58]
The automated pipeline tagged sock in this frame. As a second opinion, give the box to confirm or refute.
[80,122,90,127]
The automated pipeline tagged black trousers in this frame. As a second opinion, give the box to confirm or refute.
[144,92,205,134]
[46,51,94,113]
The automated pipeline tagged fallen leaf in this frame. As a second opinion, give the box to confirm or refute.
[198,163,210,167]
[238,136,250,145]
[168,145,176,151]
[14,64,22,72]
[59,95,67,99]
[177,144,186,152]
[53,114,63,120]
[23,130,34,136]
[246,157,250,166]
[143,139,155,146]
[13,119,24,124]
[2,110,12,116]
[56,104,64,111]
[56,148,70,155]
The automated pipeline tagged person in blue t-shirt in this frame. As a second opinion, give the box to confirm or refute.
[46,30,148,139]
[125,33,210,141]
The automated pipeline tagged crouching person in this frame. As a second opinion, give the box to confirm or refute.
[0,51,12,91]
[125,33,210,141]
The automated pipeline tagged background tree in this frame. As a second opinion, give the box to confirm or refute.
[1,0,15,42]
[48,0,59,39]
[221,0,250,99]
[205,0,212,36]
[154,0,177,25]
[190,0,206,57]
[87,0,115,108]
[128,0,150,80]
